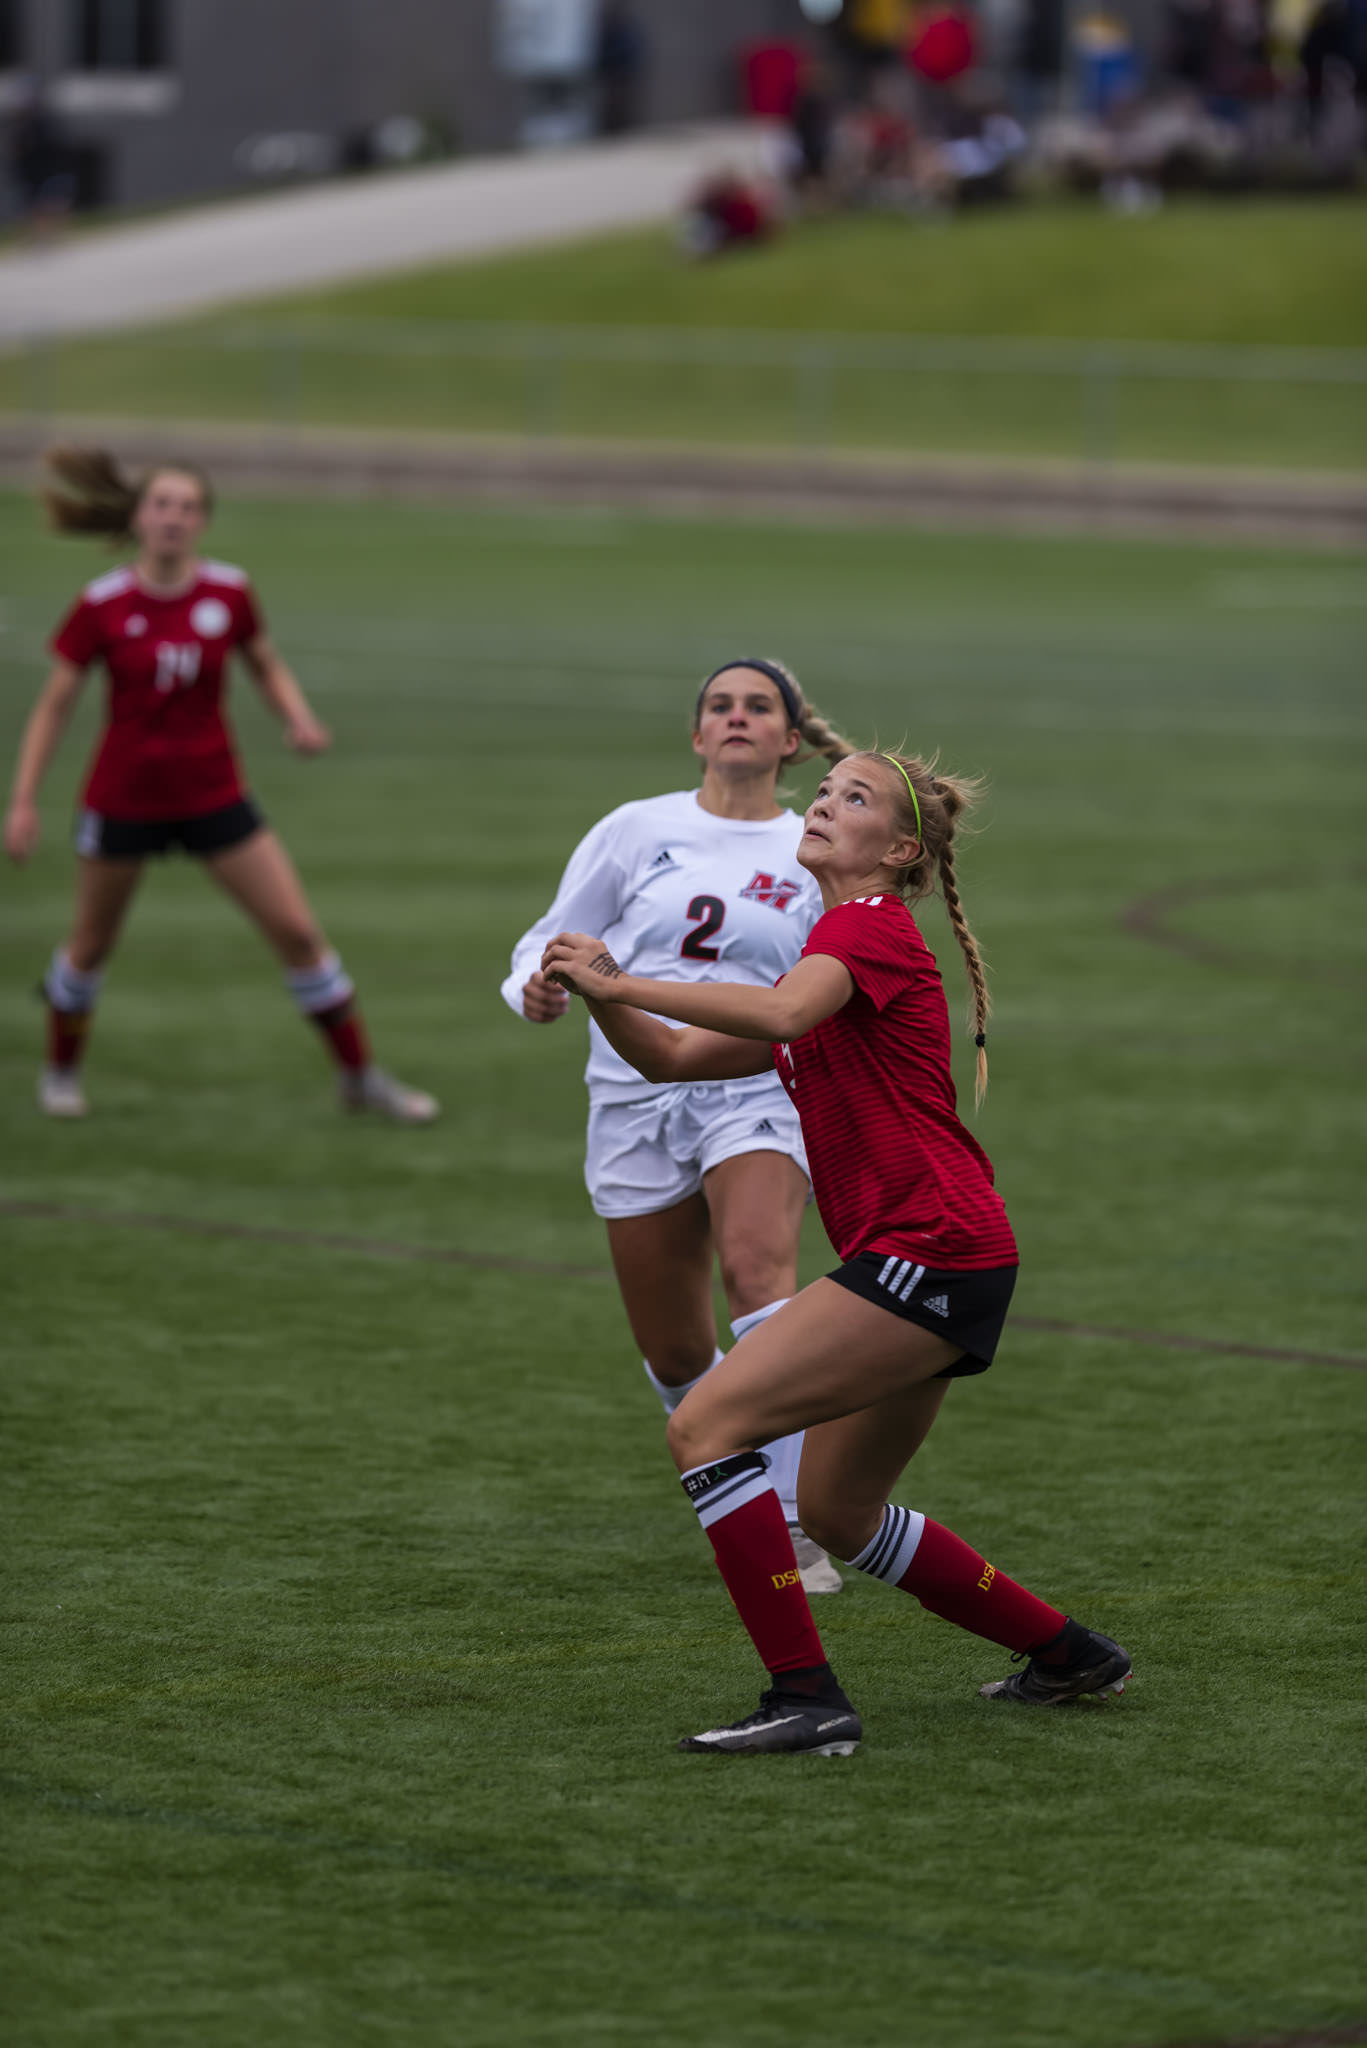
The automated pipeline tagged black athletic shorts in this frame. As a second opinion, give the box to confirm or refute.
[827,1252,1018,1376]
[75,796,265,860]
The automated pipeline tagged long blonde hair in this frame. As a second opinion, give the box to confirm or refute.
[862,750,992,1106]
[42,445,214,544]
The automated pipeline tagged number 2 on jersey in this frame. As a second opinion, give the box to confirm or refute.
[681,894,726,961]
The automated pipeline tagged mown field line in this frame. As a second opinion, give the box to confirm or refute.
[2,415,1363,545]
[0,1772,1329,2024]
[4,1198,1363,1372]
[1122,871,1366,986]
[1144,2028,1367,2048]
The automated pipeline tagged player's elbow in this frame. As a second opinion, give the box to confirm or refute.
[769,993,811,1042]
[632,1043,679,1085]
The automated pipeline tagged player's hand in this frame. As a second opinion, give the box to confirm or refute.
[4,798,40,864]
[521,969,571,1024]
[285,714,331,755]
[541,933,628,1003]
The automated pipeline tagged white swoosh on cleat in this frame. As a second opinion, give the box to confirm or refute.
[699,1714,808,1742]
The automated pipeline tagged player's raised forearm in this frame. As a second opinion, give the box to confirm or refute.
[582,997,689,1081]
[611,974,791,1042]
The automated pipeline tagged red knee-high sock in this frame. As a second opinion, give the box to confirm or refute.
[897,1518,1066,1654]
[683,1454,829,1679]
[310,999,371,1074]
[46,1004,92,1071]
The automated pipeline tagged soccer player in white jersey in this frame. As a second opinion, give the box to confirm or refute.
[503,659,855,1592]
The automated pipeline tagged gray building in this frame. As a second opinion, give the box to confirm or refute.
[2,0,804,212]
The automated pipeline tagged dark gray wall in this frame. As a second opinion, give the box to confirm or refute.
[7,0,798,210]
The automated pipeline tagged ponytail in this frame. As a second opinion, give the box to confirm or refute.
[42,446,213,544]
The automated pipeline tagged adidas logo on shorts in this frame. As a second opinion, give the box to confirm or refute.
[753,1119,776,1136]
[922,1294,950,1317]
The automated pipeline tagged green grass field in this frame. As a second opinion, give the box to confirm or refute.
[6,198,1366,469]
[2,490,1365,2048]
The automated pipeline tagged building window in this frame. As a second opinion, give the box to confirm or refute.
[69,0,167,70]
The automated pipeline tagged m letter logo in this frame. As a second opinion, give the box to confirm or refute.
[740,870,803,913]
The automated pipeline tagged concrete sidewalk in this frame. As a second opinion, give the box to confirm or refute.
[0,123,773,341]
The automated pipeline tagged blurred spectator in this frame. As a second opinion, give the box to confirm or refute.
[929,99,1029,200]
[679,168,778,258]
[787,46,841,203]
[1074,9,1144,114]
[742,40,804,119]
[906,0,981,134]
[907,2,980,85]
[7,82,76,246]
[835,0,913,89]
[596,2,648,135]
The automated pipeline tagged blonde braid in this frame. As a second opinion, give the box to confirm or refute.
[936,828,991,1107]
[793,702,857,766]
[858,750,992,1107]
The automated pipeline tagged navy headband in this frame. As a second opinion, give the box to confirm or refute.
[697,659,802,729]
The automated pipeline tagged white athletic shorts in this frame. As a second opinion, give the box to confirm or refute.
[585,1075,809,1220]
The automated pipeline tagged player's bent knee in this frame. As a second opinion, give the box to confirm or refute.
[665,1402,725,1473]
[718,1246,790,1315]
[639,1340,716,1386]
[794,1497,878,1562]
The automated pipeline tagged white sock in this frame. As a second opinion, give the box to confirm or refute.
[45,948,104,1012]
[643,1346,724,1417]
[284,949,355,1016]
[730,1297,806,1527]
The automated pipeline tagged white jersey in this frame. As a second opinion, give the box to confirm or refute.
[501,788,823,1103]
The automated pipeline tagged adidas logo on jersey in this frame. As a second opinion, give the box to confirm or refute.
[922,1294,950,1317]
[649,849,678,869]
[740,870,803,913]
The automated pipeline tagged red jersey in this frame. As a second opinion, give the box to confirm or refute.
[51,560,262,819]
[772,894,1017,1272]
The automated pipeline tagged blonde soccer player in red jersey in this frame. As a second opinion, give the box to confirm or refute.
[4,447,437,1124]
[543,749,1130,1755]
[504,659,856,1595]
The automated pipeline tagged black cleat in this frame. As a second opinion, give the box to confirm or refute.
[679,1688,862,1756]
[979,1628,1132,1706]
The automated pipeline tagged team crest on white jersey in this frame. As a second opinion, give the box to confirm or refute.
[190,596,232,638]
[739,870,803,913]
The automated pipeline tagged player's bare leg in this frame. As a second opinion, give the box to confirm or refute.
[670,1280,960,1468]
[668,1283,1126,1753]
[703,1150,842,1591]
[609,1183,840,1594]
[39,855,145,1116]
[606,1196,719,1395]
[205,828,438,1123]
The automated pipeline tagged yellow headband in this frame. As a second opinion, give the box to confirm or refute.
[881,754,922,841]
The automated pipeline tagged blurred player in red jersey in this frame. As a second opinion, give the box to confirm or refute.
[543,749,1130,1755]
[4,448,438,1124]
